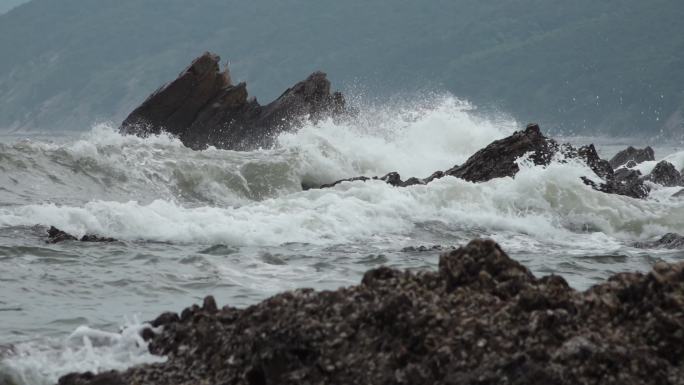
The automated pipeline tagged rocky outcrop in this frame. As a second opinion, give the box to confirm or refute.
[646,160,683,187]
[120,52,345,150]
[46,226,116,243]
[59,239,684,385]
[608,146,655,168]
[46,226,77,243]
[316,124,650,199]
[635,233,684,249]
[600,167,649,198]
[445,124,557,182]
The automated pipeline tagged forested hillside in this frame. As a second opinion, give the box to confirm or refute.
[0,0,682,139]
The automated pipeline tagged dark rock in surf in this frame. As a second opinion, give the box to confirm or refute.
[46,226,117,243]
[595,167,650,199]
[319,172,423,189]
[400,244,455,252]
[624,159,638,168]
[46,226,78,243]
[58,371,124,385]
[59,239,684,385]
[120,52,345,150]
[609,146,655,168]
[645,160,683,187]
[80,234,117,243]
[575,144,614,180]
[674,189,684,198]
[634,233,684,249]
[318,124,650,199]
[445,123,557,182]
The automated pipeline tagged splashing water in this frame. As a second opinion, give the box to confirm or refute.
[0,95,683,384]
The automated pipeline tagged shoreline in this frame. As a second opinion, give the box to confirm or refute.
[57,239,684,385]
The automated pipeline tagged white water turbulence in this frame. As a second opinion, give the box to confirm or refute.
[0,318,165,385]
[0,94,683,384]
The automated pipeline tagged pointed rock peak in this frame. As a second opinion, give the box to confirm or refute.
[185,52,220,75]
[525,123,541,135]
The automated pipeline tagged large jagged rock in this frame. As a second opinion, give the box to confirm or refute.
[609,146,655,168]
[120,52,345,150]
[445,123,558,182]
[646,160,683,187]
[58,239,684,385]
[316,124,650,199]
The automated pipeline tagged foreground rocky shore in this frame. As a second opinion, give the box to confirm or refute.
[59,239,684,385]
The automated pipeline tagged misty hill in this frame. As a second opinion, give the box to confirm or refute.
[0,0,28,15]
[1,0,682,139]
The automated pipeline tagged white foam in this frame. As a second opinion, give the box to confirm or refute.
[633,149,684,176]
[2,155,682,250]
[0,317,165,385]
[278,95,516,184]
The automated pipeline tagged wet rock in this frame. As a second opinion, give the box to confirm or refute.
[646,160,683,187]
[609,146,655,168]
[58,371,125,385]
[320,172,424,189]
[121,52,345,150]
[46,226,77,243]
[598,168,650,199]
[316,124,650,199]
[80,234,117,243]
[446,123,557,182]
[575,144,614,180]
[624,160,638,168]
[60,239,684,385]
[400,245,455,252]
[634,233,684,249]
[46,226,117,244]
[673,189,684,198]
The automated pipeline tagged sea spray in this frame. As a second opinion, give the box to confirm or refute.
[0,317,165,385]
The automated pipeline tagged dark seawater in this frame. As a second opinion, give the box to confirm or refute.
[1,98,683,384]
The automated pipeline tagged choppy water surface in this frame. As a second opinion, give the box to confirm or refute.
[1,97,683,384]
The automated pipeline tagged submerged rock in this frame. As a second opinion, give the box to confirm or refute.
[635,233,684,249]
[608,145,655,168]
[46,226,117,244]
[59,239,684,385]
[646,160,683,187]
[318,124,650,199]
[674,189,684,198]
[120,52,345,150]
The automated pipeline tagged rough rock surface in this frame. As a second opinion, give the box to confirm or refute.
[608,146,655,168]
[317,124,649,199]
[635,233,684,249]
[46,226,116,243]
[59,239,684,385]
[646,160,683,187]
[445,124,557,182]
[46,226,77,243]
[120,52,345,150]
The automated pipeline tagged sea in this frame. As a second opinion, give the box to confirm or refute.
[0,96,683,385]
